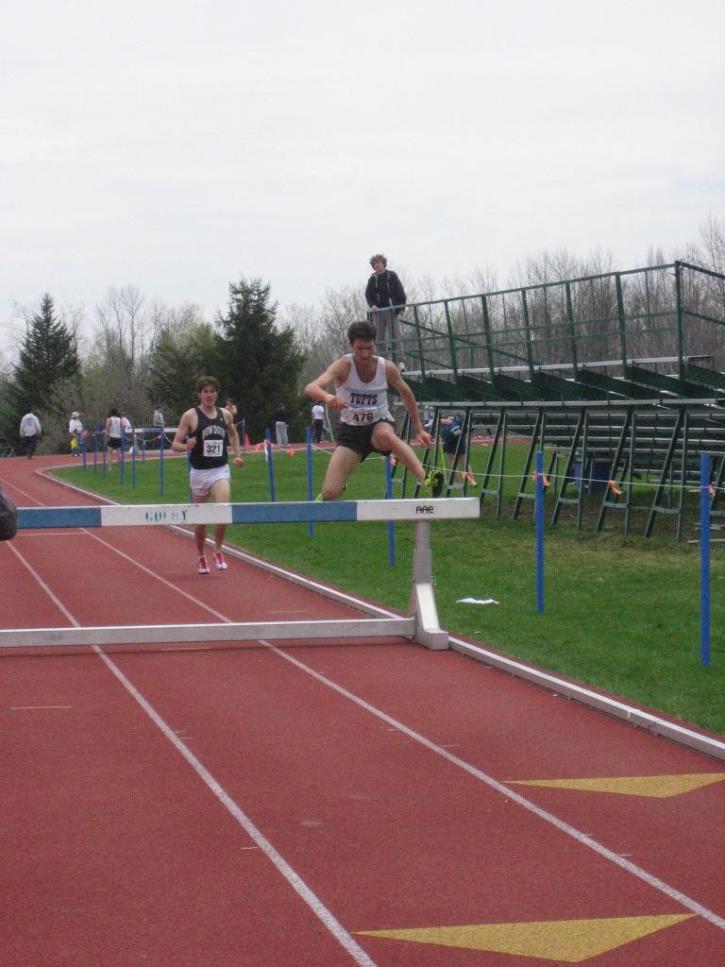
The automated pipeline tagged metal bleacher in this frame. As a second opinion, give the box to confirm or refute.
[395,260,725,540]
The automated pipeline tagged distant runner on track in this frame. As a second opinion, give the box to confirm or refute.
[172,376,244,574]
[304,319,440,500]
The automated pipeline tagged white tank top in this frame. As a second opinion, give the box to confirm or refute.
[338,355,392,426]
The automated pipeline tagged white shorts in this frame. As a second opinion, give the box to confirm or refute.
[189,464,231,498]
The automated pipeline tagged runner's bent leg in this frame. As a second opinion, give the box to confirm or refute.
[320,446,361,500]
[371,423,425,484]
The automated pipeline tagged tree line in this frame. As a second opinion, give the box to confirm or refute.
[1,217,723,455]
[0,278,307,454]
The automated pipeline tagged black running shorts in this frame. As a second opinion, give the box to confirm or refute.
[335,419,395,461]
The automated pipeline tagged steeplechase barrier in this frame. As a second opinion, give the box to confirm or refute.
[5,498,479,652]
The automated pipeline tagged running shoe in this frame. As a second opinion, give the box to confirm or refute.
[215,551,228,571]
[197,555,210,575]
[422,468,444,497]
[314,481,348,502]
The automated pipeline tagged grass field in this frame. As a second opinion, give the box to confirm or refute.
[53,445,724,736]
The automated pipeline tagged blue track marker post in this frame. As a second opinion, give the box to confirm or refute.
[700,453,711,667]
[119,430,126,484]
[265,429,277,501]
[385,455,396,567]
[535,450,545,613]
[159,430,165,496]
[306,427,314,536]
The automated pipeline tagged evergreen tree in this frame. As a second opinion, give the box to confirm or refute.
[13,294,81,415]
[216,278,305,440]
[147,318,220,421]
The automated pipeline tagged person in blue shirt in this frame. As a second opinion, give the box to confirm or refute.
[441,414,476,488]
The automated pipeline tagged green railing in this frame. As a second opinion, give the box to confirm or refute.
[399,261,725,392]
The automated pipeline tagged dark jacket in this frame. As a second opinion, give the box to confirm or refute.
[0,486,18,541]
[365,270,406,315]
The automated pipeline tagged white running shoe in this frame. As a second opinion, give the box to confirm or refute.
[215,552,228,571]
[197,555,210,575]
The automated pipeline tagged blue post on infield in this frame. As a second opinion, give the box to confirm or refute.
[306,426,314,537]
[159,430,165,496]
[265,429,276,501]
[386,455,396,567]
[700,453,711,667]
[535,450,545,613]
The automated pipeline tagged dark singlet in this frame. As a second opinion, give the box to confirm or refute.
[189,406,228,470]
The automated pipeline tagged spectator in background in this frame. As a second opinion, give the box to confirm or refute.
[68,411,83,455]
[105,407,123,463]
[365,253,407,363]
[152,403,165,449]
[121,413,133,454]
[19,409,42,459]
[441,413,476,488]
[311,401,325,443]
[225,398,242,441]
[274,404,288,447]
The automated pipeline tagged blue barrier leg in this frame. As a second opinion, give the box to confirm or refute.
[700,453,711,667]
[535,450,545,613]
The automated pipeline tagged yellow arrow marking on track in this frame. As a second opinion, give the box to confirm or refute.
[357,914,693,962]
[507,773,725,798]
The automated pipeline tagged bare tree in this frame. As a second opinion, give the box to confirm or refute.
[91,285,154,423]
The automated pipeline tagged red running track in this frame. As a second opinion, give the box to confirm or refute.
[0,456,723,967]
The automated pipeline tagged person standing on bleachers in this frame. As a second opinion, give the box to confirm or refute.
[365,253,407,364]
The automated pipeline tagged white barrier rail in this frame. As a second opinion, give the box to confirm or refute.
[6,498,480,652]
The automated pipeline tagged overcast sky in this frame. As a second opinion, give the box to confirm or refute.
[2,0,723,357]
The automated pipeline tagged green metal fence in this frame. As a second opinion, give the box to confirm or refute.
[399,261,725,400]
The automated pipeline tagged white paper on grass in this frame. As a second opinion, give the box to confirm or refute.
[456,597,499,605]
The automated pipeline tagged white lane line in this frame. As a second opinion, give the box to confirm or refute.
[93,645,376,967]
[7,541,80,626]
[261,641,725,932]
[83,529,231,620]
